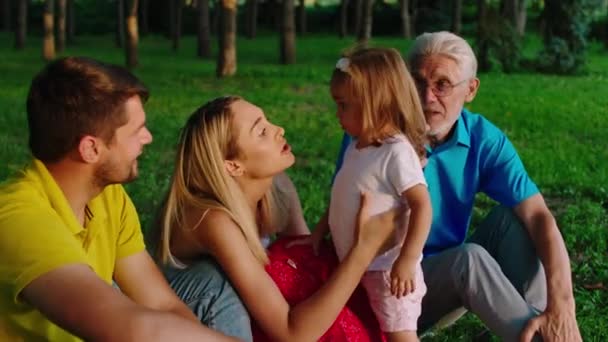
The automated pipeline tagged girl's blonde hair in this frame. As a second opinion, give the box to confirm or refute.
[155,96,285,266]
[331,47,427,157]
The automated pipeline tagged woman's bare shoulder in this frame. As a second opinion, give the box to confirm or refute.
[194,208,241,238]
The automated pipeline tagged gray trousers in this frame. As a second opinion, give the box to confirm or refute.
[163,257,253,341]
[419,206,547,340]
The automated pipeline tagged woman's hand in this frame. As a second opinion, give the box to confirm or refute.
[354,192,398,255]
[286,229,325,255]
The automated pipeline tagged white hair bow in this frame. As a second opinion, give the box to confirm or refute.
[336,57,350,73]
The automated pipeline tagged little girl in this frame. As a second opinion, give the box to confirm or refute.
[306,47,432,341]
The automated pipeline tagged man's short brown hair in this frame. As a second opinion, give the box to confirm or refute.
[26,57,149,162]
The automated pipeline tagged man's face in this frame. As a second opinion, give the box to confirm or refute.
[412,55,479,142]
[96,95,153,186]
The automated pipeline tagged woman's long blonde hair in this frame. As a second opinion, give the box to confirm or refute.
[331,47,427,157]
[155,96,284,266]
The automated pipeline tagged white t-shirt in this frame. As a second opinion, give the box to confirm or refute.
[329,134,426,271]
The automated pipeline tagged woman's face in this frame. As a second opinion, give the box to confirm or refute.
[229,99,295,179]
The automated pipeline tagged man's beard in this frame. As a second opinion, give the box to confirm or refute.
[94,159,138,188]
[426,118,458,147]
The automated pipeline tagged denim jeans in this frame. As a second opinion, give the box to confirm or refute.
[419,205,547,340]
[163,257,253,341]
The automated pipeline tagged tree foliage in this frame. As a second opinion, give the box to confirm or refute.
[476,0,521,73]
[536,0,601,74]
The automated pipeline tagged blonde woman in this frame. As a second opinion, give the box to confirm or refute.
[153,96,396,341]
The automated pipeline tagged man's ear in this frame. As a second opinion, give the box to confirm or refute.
[465,77,480,103]
[224,159,245,177]
[78,135,101,163]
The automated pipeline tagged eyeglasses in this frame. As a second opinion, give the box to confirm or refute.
[414,77,469,98]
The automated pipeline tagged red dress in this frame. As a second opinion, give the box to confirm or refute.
[252,236,386,342]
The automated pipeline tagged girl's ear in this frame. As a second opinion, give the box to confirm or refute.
[224,159,245,177]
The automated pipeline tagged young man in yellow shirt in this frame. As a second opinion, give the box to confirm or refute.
[0,57,245,341]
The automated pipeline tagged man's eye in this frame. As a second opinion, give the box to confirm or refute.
[436,79,451,91]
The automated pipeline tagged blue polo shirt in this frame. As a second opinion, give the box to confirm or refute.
[334,109,539,256]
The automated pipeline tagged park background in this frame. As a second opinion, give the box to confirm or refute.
[0,0,607,340]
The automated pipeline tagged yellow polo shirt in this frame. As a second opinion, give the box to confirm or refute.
[0,159,145,341]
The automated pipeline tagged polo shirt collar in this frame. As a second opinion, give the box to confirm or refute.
[30,159,107,236]
[425,109,471,153]
[30,159,84,235]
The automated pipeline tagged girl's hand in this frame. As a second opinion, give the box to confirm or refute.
[390,255,417,298]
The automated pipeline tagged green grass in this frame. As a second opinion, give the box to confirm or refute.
[1,32,606,340]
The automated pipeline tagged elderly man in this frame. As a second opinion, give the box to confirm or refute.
[0,57,245,341]
[335,31,581,341]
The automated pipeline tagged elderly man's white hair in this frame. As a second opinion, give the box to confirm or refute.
[408,31,478,79]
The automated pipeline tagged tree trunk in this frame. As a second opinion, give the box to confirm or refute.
[515,0,526,36]
[197,0,211,57]
[339,0,349,38]
[399,0,411,38]
[14,0,26,49]
[411,0,418,35]
[168,0,175,37]
[280,0,296,64]
[43,0,55,61]
[477,0,486,34]
[56,0,66,52]
[501,0,526,36]
[476,0,490,72]
[172,0,182,51]
[451,0,462,34]
[272,0,281,30]
[217,0,237,77]
[139,0,148,35]
[125,0,138,68]
[2,0,10,32]
[116,0,125,48]
[245,0,257,38]
[353,0,363,36]
[211,0,220,35]
[67,0,75,43]
[296,0,305,34]
[357,0,374,44]
[605,19,608,49]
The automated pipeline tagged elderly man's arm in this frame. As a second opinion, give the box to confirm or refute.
[515,193,582,342]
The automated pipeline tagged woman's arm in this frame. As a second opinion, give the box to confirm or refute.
[197,193,394,342]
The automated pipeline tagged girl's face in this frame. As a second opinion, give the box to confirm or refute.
[330,81,362,138]
[229,99,295,179]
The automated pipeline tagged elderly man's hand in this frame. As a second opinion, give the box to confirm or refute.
[519,305,582,342]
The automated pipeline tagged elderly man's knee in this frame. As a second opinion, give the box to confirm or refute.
[487,205,522,229]
[460,243,492,261]
[452,243,496,286]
